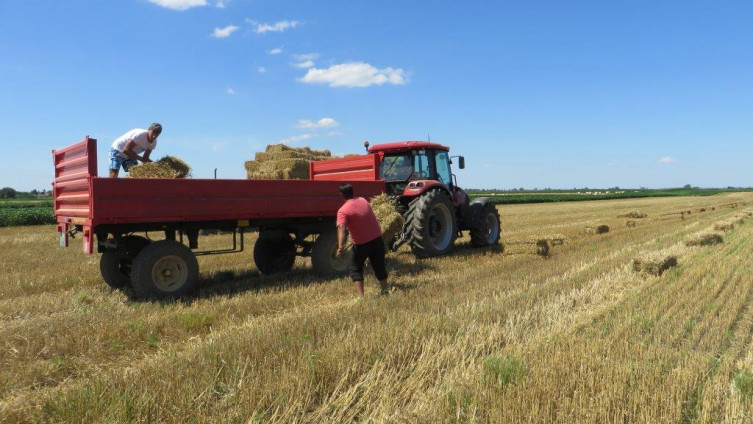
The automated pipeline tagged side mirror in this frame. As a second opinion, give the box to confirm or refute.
[458,156,465,169]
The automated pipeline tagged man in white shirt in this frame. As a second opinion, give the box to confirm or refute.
[108,122,162,177]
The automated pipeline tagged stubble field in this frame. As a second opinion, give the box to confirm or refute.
[2,193,753,423]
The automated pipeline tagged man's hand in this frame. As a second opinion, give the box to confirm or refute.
[336,246,345,256]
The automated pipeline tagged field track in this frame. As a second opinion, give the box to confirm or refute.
[2,193,753,423]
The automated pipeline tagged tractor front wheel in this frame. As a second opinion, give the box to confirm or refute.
[470,203,501,247]
[404,189,457,257]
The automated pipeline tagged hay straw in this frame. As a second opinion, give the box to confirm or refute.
[585,225,610,234]
[502,238,550,257]
[632,253,678,276]
[617,210,647,219]
[245,144,334,180]
[625,220,637,227]
[369,194,404,246]
[713,221,735,232]
[128,156,191,179]
[684,231,723,247]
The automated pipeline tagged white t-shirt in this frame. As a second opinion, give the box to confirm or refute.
[111,128,158,156]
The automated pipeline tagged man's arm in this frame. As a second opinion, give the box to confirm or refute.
[336,223,347,256]
[142,149,153,163]
[122,140,149,162]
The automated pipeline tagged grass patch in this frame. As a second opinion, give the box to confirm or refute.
[483,355,527,387]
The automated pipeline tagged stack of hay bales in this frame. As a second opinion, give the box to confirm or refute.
[128,156,191,179]
[585,225,610,234]
[369,194,404,247]
[244,144,333,180]
[684,231,723,247]
[632,253,678,276]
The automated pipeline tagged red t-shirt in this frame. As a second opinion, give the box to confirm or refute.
[336,197,382,245]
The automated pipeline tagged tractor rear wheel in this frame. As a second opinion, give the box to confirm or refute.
[311,229,352,277]
[100,235,151,289]
[470,203,501,247]
[253,233,296,275]
[131,240,199,299]
[404,189,457,257]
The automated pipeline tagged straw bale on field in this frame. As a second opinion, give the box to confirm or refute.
[369,194,404,246]
[684,231,723,247]
[585,225,609,234]
[244,144,335,180]
[542,234,567,246]
[632,253,678,276]
[502,238,550,257]
[713,221,735,232]
[128,156,191,179]
[625,220,637,227]
[618,210,647,219]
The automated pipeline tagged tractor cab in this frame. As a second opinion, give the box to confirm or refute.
[367,141,465,198]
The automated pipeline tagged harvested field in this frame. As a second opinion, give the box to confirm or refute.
[3,193,753,423]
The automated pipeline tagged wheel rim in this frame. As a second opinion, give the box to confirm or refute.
[428,202,453,250]
[151,255,189,292]
[484,212,500,244]
[330,244,351,272]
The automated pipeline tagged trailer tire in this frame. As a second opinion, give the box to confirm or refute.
[404,189,457,257]
[131,240,199,299]
[311,229,352,277]
[254,233,296,275]
[99,235,151,289]
[470,203,501,247]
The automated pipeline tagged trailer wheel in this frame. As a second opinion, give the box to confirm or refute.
[99,235,150,289]
[253,233,296,275]
[470,203,501,247]
[311,229,351,277]
[131,240,199,299]
[404,189,457,257]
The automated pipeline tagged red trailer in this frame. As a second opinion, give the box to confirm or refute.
[53,137,384,298]
[54,137,500,299]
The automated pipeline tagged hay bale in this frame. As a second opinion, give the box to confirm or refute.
[369,194,404,246]
[618,210,647,219]
[713,221,735,232]
[632,253,678,276]
[543,234,567,246]
[502,238,550,257]
[625,220,637,227]
[128,156,191,179]
[585,225,610,234]
[685,232,723,247]
[246,144,334,180]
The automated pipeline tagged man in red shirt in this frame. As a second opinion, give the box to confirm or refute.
[336,184,390,298]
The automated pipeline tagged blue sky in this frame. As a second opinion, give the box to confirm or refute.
[1,0,752,191]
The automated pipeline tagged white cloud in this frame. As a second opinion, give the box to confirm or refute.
[268,47,283,55]
[226,88,235,95]
[254,20,299,34]
[294,60,315,69]
[257,66,267,73]
[659,157,676,163]
[299,62,406,87]
[279,134,314,144]
[211,25,239,38]
[148,0,207,10]
[215,0,229,8]
[297,118,339,129]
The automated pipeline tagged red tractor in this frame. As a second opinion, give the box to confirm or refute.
[341,141,501,256]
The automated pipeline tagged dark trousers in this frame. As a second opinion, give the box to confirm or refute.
[350,236,388,281]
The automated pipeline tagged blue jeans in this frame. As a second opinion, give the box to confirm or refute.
[109,148,138,172]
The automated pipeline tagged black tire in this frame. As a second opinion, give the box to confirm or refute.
[311,229,352,277]
[131,240,199,299]
[253,233,296,275]
[470,203,501,247]
[404,189,457,257]
[99,235,150,289]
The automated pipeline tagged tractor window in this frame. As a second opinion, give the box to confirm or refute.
[413,151,430,179]
[435,151,452,185]
[380,154,414,181]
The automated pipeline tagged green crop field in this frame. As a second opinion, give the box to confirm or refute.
[468,188,753,205]
[0,199,55,227]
